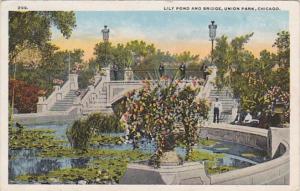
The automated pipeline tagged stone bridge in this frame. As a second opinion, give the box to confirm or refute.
[35,66,237,122]
[36,67,146,115]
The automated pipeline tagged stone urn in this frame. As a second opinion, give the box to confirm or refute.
[120,131,210,185]
[158,132,182,166]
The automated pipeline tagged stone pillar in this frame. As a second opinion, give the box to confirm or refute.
[53,85,62,100]
[268,127,290,159]
[56,93,62,101]
[230,99,239,122]
[101,67,111,82]
[72,96,82,115]
[69,74,78,90]
[54,85,60,91]
[124,67,134,81]
[37,97,47,113]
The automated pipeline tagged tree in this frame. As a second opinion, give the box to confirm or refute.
[272,31,290,92]
[111,43,134,69]
[175,51,199,65]
[120,79,209,166]
[94,42,113,69]
[273,31,289,68]
[125,40,156,59]
[213,31,290,128]
[9,11,76,64]
[213,33,254,89]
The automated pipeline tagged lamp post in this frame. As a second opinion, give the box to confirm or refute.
[101,25,110,68]
[208,21,217,65]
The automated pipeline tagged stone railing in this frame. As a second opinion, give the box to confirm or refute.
[201,124,290,185]
[80,85,94,109]
[106,80,144,106]
[37,74,78,113]
[199,66,217,99]
[80,74,106,111]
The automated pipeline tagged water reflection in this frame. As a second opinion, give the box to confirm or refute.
[70,158,90,168]
[9,158,61,180]
[9,150,91,181]
[9,123,268,183]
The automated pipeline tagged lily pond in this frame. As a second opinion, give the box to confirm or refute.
[9,122,268,184]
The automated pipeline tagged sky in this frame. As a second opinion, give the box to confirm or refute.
[51,11,289,61]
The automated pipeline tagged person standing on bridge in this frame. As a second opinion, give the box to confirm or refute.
[213,97,222,123]
[179,63,186,80]
[112,64,118,81]
[159,63,165,78]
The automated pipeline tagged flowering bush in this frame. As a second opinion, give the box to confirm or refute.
[52,78,64,85]
[264,86,289,123]
[9,79,43,113]
[89,77,95,84]
[100,69,107,76]
[71,63,84,74]
[120,78,209,166]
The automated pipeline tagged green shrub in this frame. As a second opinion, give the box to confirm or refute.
[86,113,122,134]
[67,119,92,150]
[66,113,124,150]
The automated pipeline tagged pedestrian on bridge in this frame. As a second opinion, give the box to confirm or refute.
[112,64,118,81]
[159,63,165,78]
[213,97,222,123]
[179,63,186,80]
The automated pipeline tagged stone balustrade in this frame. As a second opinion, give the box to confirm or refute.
[202,124,289,185]
[37,74,78,113]
[121,124,289,185]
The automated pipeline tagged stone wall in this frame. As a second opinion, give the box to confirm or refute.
[201,124,290,185]
[13,112,80,125]
[200,123,268,150]
[210,148,289,185]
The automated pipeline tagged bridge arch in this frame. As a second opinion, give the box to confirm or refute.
[106,81,145,106]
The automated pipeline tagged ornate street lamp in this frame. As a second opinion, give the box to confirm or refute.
[101,25,110,68]
[208,21,217,65]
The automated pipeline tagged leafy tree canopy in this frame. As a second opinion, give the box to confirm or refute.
[213,31,290,127]
[9,11,76,63]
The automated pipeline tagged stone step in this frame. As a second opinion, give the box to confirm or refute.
[53,100,74,103]
[50,90,78,111]
[63,95,76,98]
[51,103,73,107]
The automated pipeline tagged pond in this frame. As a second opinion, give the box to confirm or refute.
[9,122,268,184]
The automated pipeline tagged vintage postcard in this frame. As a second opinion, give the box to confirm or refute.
[0,1,299,191]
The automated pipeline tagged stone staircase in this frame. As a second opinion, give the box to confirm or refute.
[207,88,236,123]
[49,90,77,112]
[80,82,113,114]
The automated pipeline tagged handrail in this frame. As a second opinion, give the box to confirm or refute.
[94,77,104,91]
[80,88,89,100]
[80,77,105,109]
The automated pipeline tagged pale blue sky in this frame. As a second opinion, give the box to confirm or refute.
[53,11,288,41]
[51,11,289,60]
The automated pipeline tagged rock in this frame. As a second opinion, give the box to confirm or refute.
[117,141,122,145]
[78,180,87,185]
[48,177,60,183]
[102,175,110,180]
[101,169,108,174]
